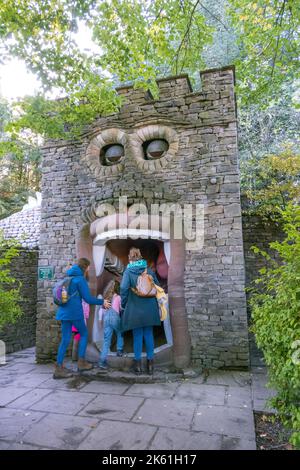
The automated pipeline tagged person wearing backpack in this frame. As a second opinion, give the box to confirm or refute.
[53,258,111,379]
[120,247,161,375]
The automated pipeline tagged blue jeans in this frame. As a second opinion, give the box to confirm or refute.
[57,318,88,366]
[100,309,124,364]
[133,326,154,361]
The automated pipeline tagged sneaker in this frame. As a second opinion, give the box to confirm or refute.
[77,358,93,372]
[117,350,123,357]
[98,361,108,370]
[53,364,73,380]
[130,359,142,375]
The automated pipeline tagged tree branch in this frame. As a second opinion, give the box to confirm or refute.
[198,1,230,32]
[174,0,201,74]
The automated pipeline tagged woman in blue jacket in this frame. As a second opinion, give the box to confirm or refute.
[120,247,161,375]
[54,258,110,379]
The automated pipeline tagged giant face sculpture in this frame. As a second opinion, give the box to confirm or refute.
[77,124,190,369]
[37,68,249,370]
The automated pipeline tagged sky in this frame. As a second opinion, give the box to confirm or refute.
[0,22,99,101]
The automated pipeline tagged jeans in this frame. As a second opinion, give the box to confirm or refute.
[100,309,124,364]
[57,318,88,365]
[133,326,154,361]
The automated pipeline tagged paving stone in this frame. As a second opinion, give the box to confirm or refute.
[79,394,144,421]
[125,383,179,399]
[30,390,96,415]
[174,383,226,405]
[0,386,30,406]
[206,371,251,387]
[8,442,43,450]
[251,374,276,403]
[226,386,252,409]
[0,408,45,441]
[253,398,276,414]
[10,373,52,388]
[192,405,255,440]
[1,363,37,374]
[22,413,99,449]
[251,382,276,400]
[251,367,267,375]
[150,427,222,450]
[9,357,37,364]
[78,420,156,450]
[30,364,55,374]
[182,369,201,379]
[7,388,53,410]
[251,372,270,389]
[185,376,205,385]
[38,376,86,391]
[132,398,196,430]
[0,373,16,387]
[222,436,256,450]
[80,381,130,395]
[0,440,11,450]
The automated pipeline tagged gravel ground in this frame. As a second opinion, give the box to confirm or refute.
[255,412,295,450]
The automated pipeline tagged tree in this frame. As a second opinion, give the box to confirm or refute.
[0,230,22,330]
[0,98,41,219]
[228,0,300,107]
[242,145,300,220]
[0,0,298,139]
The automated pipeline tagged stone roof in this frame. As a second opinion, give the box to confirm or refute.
[0,203,41,249]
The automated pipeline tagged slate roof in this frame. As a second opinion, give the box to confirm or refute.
[0,206,41,249]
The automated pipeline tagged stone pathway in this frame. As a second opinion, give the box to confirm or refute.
[0,348,276,450]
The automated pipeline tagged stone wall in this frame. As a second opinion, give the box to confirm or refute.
[36,66,250,369]
[242,214,284,365]
[242,215,283,300]
[0,249,38,353]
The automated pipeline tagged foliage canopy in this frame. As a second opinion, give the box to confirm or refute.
[0,0,299,139]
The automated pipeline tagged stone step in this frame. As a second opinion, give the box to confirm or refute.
[64,361,200,386]
[80,368,185,384]
[85,342,174,369]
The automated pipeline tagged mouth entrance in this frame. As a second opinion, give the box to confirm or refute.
[92,235,172,356]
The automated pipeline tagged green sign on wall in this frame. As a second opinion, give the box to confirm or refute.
[38,266,54,280]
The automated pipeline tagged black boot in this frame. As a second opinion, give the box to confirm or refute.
[147,359,154,375]
[131,359,142,375]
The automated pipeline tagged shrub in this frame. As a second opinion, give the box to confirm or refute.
[0,230,22,330]
[250,203,300,447]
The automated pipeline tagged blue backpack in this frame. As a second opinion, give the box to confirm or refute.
[52,276,76,306]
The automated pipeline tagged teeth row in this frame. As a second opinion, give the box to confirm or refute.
[105,249,124,275]
[92,245,124,276]
[92,245,106,277]
[163,241,170,265]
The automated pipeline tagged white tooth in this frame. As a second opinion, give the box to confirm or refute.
[164,314,173,345]
[162,241,173,345]
[105,247,124,274]
[93,245,106,276]
[163,241,171,265]
[92,302,104,352]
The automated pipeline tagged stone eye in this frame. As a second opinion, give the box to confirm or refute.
[143,139,169,160]
[100,144,124,166]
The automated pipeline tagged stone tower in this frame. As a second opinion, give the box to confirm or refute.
[36,65,249,369]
